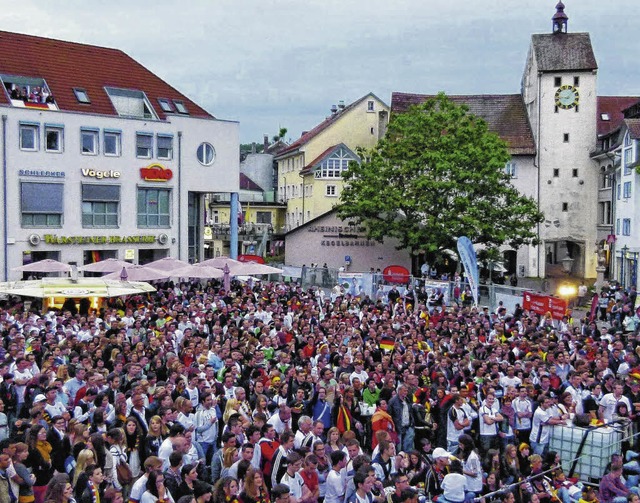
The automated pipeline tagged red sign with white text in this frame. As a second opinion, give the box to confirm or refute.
[140,163,173,182]
[383,265,410,284]
[238,254,265,264]
[522,291,568,320]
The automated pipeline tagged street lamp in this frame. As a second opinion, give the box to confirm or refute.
[621,245,629,287]
[561,252,574,274]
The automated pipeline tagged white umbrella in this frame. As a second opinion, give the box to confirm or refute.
[233,262,283,275]
[142,257,190,272]
[170,263,225,279]
[12,259,71,273]
[0,277,156,298]
[103,265,170,282]
[79,258,135,273]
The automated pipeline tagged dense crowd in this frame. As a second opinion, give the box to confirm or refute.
[0,278,639,503]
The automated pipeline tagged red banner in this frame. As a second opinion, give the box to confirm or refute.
[589,293,599,323]
[522,291,568,320]
[238,254,265,264]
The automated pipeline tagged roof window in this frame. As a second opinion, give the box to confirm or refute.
[173,100,188,114]
[105,87,157,119]
[73,88,91,104]
[157,98,173,113]
[0,74,57,110]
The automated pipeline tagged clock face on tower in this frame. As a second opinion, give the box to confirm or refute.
[555,85,580,109]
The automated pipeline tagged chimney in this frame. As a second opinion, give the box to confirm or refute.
[251,142,256,154]
[330,104,338,115]
[263,134,269,151]
[338,100,345,110]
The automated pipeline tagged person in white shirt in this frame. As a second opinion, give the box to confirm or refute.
[478,394,503,454]
[324,450,347,503]
[530,394,565,455]
[512,386,533,444]
[600,382,632,423]
[279,452,310,503]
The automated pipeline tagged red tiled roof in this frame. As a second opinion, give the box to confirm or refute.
[239,173,264,191]
[391,93,535,155]
[0,30,212,119]
[597,96,640,137]
[624,119,640,141]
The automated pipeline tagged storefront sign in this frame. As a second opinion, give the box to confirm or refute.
[320,240,375,247]
[43,234,158,245]
[522,291,568,320]
[19,169,65,178]
[140,163,173,182]
[124,249,136,260]
[307,225,366,234]
[81,168,121,179]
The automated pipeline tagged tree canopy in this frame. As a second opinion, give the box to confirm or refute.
[337,93,544,256]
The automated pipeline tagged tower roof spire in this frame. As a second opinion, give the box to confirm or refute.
[552,1,568,34]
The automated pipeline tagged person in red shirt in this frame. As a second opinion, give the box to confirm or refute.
[299,454,320,503]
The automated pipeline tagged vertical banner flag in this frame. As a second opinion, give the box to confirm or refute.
[457,236,479,306]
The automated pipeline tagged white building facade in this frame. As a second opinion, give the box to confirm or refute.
[0,31,239,280]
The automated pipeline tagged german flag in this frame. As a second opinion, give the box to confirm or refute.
[380,336,395,351]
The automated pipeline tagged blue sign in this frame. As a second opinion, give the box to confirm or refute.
[457,236,479,306]
[345,255,351,262]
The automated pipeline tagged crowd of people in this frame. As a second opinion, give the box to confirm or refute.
[0,277,638,503]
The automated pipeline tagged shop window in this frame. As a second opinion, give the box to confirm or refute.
[138,188,171,227]
[21,182,63,227]
[82,184,120,227]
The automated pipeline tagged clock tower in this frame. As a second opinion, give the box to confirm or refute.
[521,1,598,279]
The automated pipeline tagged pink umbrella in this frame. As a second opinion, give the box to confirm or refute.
[12,259,71,273]
[170,263,225,279]
[200,256,243,271]
[103,265,170,282]
[142,257,190,272]
[79,258,135,273]
[233,262,283,275]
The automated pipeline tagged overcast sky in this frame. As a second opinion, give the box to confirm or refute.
[4,0,639,143]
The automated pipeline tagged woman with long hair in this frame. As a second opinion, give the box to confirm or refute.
[239,467,270,503]
[25,424,54,503]
[458,434,483,499]
[69,422,91,460]
[73,449,96,500]
[124,417,143,478]
[252,394,271,421]
[142,415,164,463]
[90,432,116,488]
[13,441,36,503]
[223,399,242,424]
[175,463,199,501]
[43,474,74,503]
[325,427,343,454]
[212,476,240,503]
[141,471,175,503]
[500,443,521,485]
[220,447,239,479]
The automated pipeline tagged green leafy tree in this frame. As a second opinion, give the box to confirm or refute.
[338,93,543,257]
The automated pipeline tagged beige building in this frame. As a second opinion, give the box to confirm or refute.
[275,93,389,231]
[284,209,410,271]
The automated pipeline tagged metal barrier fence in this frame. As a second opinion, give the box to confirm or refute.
[294,266,531,312]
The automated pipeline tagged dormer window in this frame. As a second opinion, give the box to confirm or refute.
[173,100,188,114]
[0,74,57,109]
[105,87,157,119]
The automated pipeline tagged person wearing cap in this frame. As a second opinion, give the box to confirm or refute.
[425,447,451,501]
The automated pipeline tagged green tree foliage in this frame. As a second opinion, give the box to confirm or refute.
[338,93,544,255]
